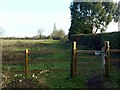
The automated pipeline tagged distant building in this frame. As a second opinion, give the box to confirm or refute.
[53,22,57,31]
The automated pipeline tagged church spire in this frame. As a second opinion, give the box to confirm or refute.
[53,22,57,31]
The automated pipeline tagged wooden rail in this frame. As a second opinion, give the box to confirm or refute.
[2,49,120,54]
[110,49,120,52]
[77,56,101,59]
[77,62,100,65]
[2,49,119,57]
[2,60,70,64]
[110,59,120,62]
[2,58,119,65]
[77,50,95,53]
[29,50,70,54]
[2,51,25,54]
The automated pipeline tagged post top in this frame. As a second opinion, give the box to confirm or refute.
[26,49,28,54]
[73,41,76,44]
[105,41,109,43]
[105,41,110,46]
[104,41,110,49]
[73,41,76,49]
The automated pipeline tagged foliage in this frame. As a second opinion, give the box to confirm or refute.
[72,31,120,50]
[51,29,66,40]
[113,1,120,22]
[69,1,119,40]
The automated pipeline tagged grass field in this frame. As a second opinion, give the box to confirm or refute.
[1,39,120,88]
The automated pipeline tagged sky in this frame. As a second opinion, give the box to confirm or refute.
[0,0,119,37]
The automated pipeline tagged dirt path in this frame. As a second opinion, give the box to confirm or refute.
[86,75,104,89]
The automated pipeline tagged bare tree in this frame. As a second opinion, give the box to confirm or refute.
[37,28,44,39]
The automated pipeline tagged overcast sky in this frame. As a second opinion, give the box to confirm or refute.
[0,0,119,37]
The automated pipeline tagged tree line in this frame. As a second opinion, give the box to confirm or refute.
[2,28,67,40]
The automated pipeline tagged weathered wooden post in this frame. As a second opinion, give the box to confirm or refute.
[25,49,29,78]
[104,41,110,78]
[70,41,77,78]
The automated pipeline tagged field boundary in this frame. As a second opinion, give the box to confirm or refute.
[2,41,120,78]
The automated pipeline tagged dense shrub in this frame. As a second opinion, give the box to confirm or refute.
[71,31,120,50]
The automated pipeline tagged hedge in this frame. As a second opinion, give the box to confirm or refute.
[71,31,120,50]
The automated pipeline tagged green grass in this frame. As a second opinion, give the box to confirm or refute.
[45,72,87,88]
[2,39,120,88]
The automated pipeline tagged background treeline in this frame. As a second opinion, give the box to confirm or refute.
[71,31,120,50]
[2,34,68,40]
[2,36,50,40]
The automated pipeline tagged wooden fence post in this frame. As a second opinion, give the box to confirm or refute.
[25,49,29,78]
[104,41,110,78]
[70,41,77,78]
